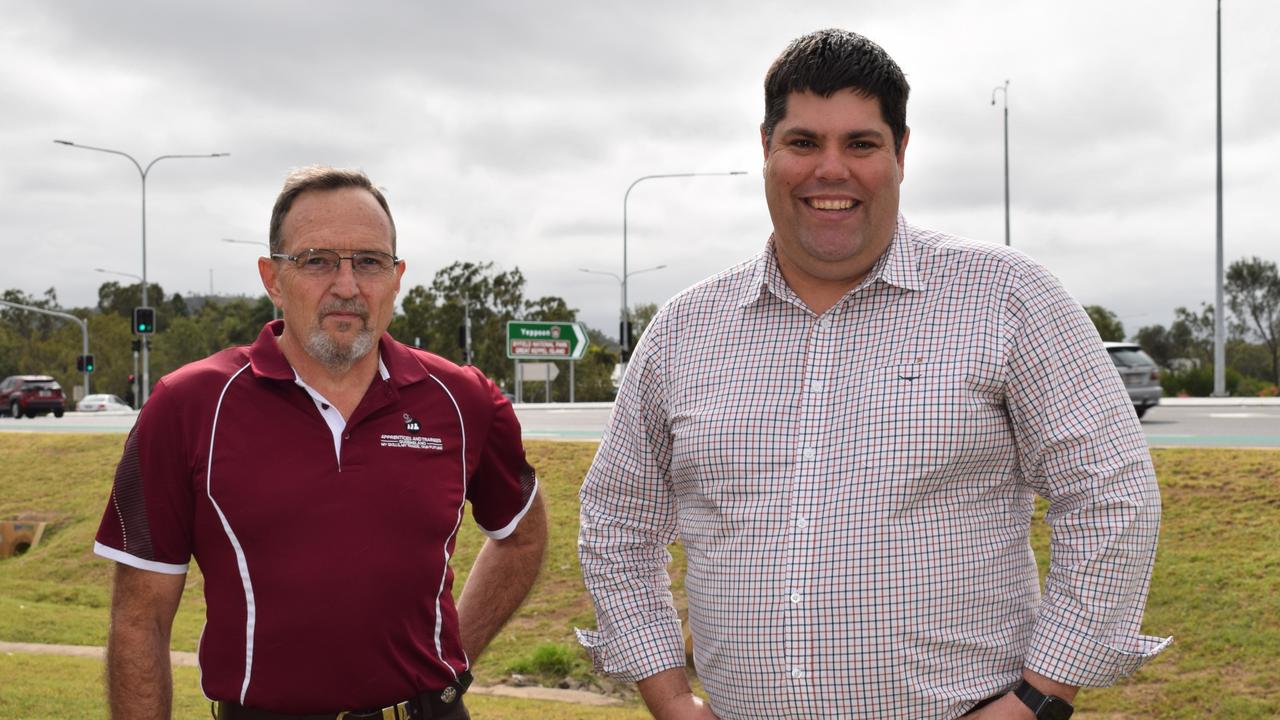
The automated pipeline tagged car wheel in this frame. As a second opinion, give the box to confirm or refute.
[53,409,64,418]
[1135,406,1148,419]
[24,409,36,419]
[9,401,20,419]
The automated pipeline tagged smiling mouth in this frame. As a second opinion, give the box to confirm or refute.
[805,197,860,211]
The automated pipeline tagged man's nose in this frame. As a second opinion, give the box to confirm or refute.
[813,147,852,182]
[328,259,360,296]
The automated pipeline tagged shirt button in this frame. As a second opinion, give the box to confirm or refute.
[789,592,802,604]
[795,517,809,529]
[791,668,805,680]
[818,317,831,329]
[801,446,816,461]
[809,379,825,393]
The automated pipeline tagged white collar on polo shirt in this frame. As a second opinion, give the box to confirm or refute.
[292,355,391,465]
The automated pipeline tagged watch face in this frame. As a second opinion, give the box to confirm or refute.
[1040,696,1074,720]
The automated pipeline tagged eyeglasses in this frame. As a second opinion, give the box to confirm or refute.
[271,249,401,277]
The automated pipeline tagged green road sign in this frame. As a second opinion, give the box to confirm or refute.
[507,321,588,360]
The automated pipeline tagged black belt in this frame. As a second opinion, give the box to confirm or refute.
[213,672,472,720]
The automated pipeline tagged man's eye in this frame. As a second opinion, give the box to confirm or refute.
[355,256,383,269]
[789,139,816,148]
[302,255,331,267]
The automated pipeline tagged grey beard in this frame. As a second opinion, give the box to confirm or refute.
[304,327,376,372]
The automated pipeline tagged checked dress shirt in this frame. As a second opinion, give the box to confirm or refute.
[577,217,1169,719]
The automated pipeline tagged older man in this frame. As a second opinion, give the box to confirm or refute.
[579,29,1167,719]
[95,167,546,719]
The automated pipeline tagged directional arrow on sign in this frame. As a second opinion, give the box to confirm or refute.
[506,321,589,360]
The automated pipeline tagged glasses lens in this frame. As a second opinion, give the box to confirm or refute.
[295,249,340,274]
[351,251,396,275]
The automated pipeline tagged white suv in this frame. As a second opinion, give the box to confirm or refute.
[1104,342,1161,419]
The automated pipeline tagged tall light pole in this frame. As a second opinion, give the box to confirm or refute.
[56,140,229,406]
[1213,0,1226,396]
[95,267,144,409]
[223,238,279,320]
[622,172,746,363]
[991,80,1011,247]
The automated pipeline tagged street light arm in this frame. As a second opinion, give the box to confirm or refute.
[144,153,230,176]
[55,140,144,176]
[579,268,623,283]
[991,80,1009,107]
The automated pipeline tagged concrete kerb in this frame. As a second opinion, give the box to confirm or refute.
[0,641,622,707]
[1159,397,1280,407]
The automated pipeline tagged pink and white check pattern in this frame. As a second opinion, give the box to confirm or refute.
[578,217,1169,719]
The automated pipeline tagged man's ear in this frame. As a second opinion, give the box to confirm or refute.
[258,256,283,309]
[896,126,910,180]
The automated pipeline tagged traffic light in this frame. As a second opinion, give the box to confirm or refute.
[132,307,156,335]
[76,354,95,373]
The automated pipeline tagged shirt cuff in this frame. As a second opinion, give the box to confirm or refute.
[575,618,686,682]
[1024,615,1172,687]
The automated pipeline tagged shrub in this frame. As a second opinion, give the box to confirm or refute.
[1160,365,1242,397]
[506,642,587,680]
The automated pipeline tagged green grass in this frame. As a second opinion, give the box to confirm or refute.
[1,436,1278,718]
[0,653,651,719]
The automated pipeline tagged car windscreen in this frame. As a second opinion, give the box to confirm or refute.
[1108,348,1156,368]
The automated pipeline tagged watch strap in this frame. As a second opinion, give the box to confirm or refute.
[1013,679,1074,719]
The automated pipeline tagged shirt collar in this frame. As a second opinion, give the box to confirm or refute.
[736,214,925,309]
[247,320,428,387]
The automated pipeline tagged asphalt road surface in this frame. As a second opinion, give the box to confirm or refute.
[2,401,1278,448]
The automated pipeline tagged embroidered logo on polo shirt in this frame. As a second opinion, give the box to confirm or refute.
[402,412,421,434]
[380,434,444,451]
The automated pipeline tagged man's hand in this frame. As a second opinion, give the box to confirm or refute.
[106,563,186,719]
[637,668,719,720]
[457,492,548,660]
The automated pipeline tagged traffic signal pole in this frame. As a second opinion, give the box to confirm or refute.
[0,299,91,397]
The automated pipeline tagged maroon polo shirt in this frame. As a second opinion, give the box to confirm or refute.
[94,322,537,712]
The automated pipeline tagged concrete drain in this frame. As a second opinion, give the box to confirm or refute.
[0,519,50,559]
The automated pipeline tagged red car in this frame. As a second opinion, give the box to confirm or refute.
[1,375,66,418]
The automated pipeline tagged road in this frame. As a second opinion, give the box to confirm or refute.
[2,401,1279,448]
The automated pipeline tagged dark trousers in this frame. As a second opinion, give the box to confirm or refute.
[214,697,469,720]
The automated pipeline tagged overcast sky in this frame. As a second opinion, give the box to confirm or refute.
[3,0,1276,341]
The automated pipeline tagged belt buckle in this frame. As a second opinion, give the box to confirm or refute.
[382,700,412,719]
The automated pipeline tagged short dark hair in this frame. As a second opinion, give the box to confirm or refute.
[268,166,396,254]
[762,29,910,153]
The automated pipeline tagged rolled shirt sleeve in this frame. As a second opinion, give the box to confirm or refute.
[1004,260,1171,687]
[577,313,687,681]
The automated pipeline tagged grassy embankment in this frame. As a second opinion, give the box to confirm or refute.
[0,434,1276,718]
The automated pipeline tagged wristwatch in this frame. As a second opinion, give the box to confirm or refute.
[1013,679,1074,719]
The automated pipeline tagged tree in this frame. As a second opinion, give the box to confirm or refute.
[1083,304,1124,342]
[1225,256,1280,384]
[631,302,660,347]
[393,261,547,392]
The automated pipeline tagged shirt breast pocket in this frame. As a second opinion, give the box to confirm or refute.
[849,361,1009,495]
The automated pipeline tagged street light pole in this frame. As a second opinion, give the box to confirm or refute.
[222,238,279,320]
[95,267,144,408]
[1213,0,1227,397]
[991,80,1011,247]
[56,140,229,406]
[622,172,746,364]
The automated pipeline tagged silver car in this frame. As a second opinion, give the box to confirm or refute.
[76,393,134,413]
[1104,342,1161,419]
